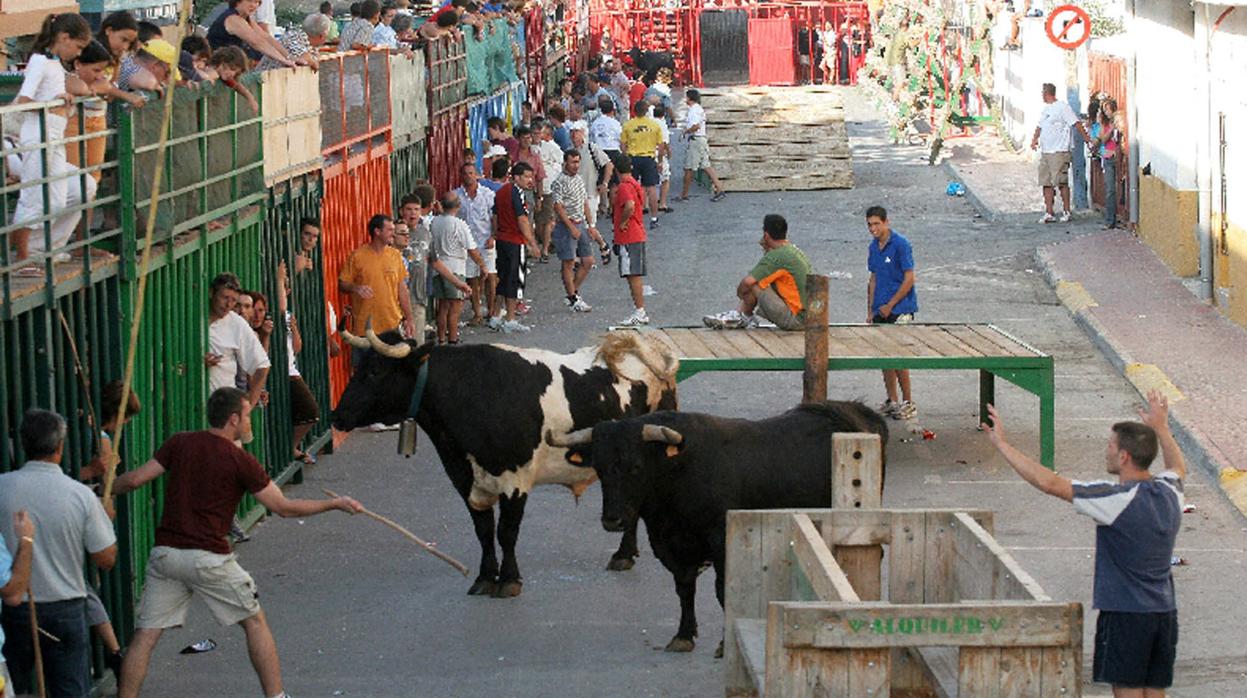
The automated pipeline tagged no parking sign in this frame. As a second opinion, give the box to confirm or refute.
[1045,4,1092,50]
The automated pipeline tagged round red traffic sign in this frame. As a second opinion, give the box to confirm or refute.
[1045,4,1092,50]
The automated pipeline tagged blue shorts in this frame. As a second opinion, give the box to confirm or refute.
[553,221,593,261]
[631,156,660,187]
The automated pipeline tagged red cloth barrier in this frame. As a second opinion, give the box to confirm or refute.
[748,17,796,86]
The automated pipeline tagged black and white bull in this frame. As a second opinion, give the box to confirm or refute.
[547,401,888,653]
[332,328,679,598]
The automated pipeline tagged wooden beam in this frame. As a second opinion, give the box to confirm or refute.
[790,514,860,603]
[725,511,766,696]
[734,617,768,695]
[802,274,829,403]
[831,433,883,601]
[774,601,1081,649]
[952,512,1051,602]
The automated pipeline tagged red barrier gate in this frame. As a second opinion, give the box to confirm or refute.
[320,155,393,403]
[748,17,796,85]
[428,104,469,196]
[526,7,546,111]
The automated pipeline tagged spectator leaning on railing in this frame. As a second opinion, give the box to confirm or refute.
[206,0,296,68]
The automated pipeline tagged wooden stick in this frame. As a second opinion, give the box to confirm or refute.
[802,274,830,403]
[322,489,469,577]
[28,596,47,698]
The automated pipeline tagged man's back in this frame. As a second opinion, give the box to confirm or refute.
[0,464,114,602]
[154,431,271,555]
[751,243,812,315]
[1073,472,1183,612]
[621,116,662,157]
[591,115,622,151]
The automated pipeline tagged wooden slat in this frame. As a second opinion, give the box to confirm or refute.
[888,511,926,604]
[725,511,765,696]
[721,328,780,358]
[928,325,986,357]
[828,327,874,356]
[887,325,944,357]
[790,514,860,603]
[767,328,808,357]
[924,512,956,603]
[914,647,960,698]
[953,513,1051,602]
[909,324,978,357]
[693,327,747,359]
[968,324,1035,357]
[944,325,1009,357]
[760,510,793,610]
[849,648,891,696]
[644,329,683,358]
[709,142,851,159]
[777,602,1080,648]
[663,327,717,359]
[816,509,892,547]
[734,617,768,693]
[959,647,1003,697]
[999,647,1044,697]
[849,326,916,357]
[824,330,855,357]
[1039,642,1081,697]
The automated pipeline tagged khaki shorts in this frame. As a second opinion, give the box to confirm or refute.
[136,546,261,628]
[684,137,712,171]
[756,286,805,331]
[1038,151,1071,188]
[535,193,556,229]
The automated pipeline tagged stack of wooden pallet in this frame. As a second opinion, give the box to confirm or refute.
[698,85,853,191]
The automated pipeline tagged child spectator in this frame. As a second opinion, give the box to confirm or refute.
[208,46,260,113]
[180,35,217,82]
[11,13,93,270]
[92,11,147,108]
[63,40,112,191]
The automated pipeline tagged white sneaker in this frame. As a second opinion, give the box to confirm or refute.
[501,319,531,333]
[878,399,899,417]
[642,285,656,296]
[703,309,751,329]
[619,308,650,326]
[1059,210,1072,223]
[1039,213,1056,223]
[366,422,400,432]
[487,316,504,331]
[52,252,71,263]
[571,297,593,313]
[892,401,917,420]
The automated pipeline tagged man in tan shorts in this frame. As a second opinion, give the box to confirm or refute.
[1031,82,1091,223]
[678,89,727,202]
[112,388,362,698]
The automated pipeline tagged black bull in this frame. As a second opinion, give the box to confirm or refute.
[331,329,678,598]
[549,401,888,653]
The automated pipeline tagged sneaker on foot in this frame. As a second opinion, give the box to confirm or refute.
[712,190,727,202]
[619,308,650,326]
[877,399,899,417]
[703,309,751,329]
[650,216,659,228]
[501,319,532,333]
[487,316,504,331]
[892,400,917,420]
[1039,212,1056,223]
[571,297,593,312]
[516,300,532,316]
[1058,210,1072,223]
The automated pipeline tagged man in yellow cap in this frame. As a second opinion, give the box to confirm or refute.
[118,38,181,93]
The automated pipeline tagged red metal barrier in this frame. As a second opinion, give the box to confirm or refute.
[748,17,796,85]
[525,7,546,111]
[320,155,393,403]
[428,104,469,196]
[745,2,869,86]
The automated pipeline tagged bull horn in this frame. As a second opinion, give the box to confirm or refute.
[641,424,683,445]
[365,326,413,359]
[546,428,594,448]
[340,329,371,349]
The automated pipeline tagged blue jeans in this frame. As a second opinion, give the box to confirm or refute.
[1,598,91,698]
[1102,156,1118,228]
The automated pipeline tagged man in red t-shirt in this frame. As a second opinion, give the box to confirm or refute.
[112,388,362,698]
[612,157,650,327]
[489,162,541,333]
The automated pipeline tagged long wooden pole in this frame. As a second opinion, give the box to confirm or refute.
[322,489,469,576]
[802,274,830,403]
[27,596,47,698]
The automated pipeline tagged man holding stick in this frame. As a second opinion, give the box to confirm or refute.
[983,390,1184,697]
[112,388,362,698]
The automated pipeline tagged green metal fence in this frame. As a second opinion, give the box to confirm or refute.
[391,139,430,212]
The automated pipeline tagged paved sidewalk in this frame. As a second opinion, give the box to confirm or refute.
[940,134,1098,224]
[1037,231,1247,517]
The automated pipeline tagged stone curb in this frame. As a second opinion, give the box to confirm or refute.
[1035,245,1247,521]
[942,158,1102,224]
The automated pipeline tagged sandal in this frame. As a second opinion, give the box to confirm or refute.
[293,450,316,465]
[16,265,43,278]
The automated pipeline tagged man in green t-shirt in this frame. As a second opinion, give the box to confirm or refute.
[704,214,811,330]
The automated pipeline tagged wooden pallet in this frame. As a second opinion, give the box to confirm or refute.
[701,85,853,191]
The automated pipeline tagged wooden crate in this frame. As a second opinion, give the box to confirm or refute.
[261,66,324,185]
[700,85,853,192]
[0,0,77,43]
[723,437,1082,698]
[390,51,429,149]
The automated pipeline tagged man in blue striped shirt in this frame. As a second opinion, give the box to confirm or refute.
[983,390,1185,696]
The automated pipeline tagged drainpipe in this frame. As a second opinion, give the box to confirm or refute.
[1195,3,1213,299]
[1126,0,1140,229]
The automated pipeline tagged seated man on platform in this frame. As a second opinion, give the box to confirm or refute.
[703,214,811,331]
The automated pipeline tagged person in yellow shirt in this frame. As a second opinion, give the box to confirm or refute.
[338,214,417,365]
[620,100,663,228]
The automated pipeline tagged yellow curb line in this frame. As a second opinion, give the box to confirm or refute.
[1055,280,1097,313]
[1123,363,1186,404]
[1220,468,1247,519]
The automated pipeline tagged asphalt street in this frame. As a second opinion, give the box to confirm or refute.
[135,88,1247,697]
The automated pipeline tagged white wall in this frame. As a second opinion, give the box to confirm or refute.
[1133,1,1198,191]
[992,18,1089,148]
[1203,4,1247,225]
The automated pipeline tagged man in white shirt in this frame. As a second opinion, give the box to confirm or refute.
[590,98,623,161]
[430,193,485,344]
[679,89,726,202]
[570,120,613,228]
[206,272,270,409]
[454,162,498,324]
[256,0,279,35]
[1031,82,1091,223]
[537,121,566,258]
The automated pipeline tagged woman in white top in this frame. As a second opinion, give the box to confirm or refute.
[12,13,93,270]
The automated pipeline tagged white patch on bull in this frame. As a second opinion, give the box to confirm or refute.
[463,335,676,508]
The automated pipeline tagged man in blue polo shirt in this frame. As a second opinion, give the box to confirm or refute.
[865,205,918,420]
[983,390,1184,695]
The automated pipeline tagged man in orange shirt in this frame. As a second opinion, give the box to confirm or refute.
[338,214,417,360]
[704,214,810,331]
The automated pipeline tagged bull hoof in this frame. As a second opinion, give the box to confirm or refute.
[714,640,724,659]
[467,578,498,596]
[606,556,636,572]
[492,580,523,598]
[664,637,696,653]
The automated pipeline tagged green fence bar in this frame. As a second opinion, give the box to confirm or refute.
[391,139,430,212]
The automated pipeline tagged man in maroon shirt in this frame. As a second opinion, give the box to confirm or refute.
[612,156,650,326]
[111,388,362,698]
[489,162,541,333]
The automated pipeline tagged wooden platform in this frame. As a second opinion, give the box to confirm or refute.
[618,323,1056,467]
[3,248,119,317]
[700,85,853,192]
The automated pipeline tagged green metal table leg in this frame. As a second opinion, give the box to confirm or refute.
[1039,368,1055,470]
[979,369,995,426]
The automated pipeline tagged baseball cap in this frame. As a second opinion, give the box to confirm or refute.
[485,144,507,157]
[567,120,588,133]
[142,39,182,82]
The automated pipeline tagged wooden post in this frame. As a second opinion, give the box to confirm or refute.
[802,274,829,404]
[831,433,884,601]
